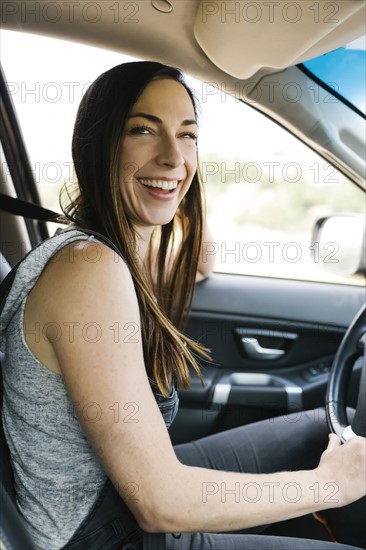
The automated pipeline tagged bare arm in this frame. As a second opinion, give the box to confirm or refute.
[35,241,366,533]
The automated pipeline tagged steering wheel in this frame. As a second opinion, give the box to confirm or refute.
[326,305,366,442]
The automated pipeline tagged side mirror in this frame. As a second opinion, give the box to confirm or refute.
[311,214,365,276]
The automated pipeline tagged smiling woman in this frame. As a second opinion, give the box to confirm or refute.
[0,59,365,550]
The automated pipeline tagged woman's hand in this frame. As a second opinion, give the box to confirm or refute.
[316,433,366,508]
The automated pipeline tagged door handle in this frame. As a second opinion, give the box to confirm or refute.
[241,337,285,360]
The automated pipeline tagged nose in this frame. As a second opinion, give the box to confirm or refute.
[155,134,184,168]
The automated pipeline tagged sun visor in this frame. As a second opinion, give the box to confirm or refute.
[194,1,365,79]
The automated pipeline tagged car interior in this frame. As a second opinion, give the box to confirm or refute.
[0,0,365,548]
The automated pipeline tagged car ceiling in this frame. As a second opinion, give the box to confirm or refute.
[2,0,365,86]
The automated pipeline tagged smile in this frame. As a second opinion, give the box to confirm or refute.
[138,178,179,191]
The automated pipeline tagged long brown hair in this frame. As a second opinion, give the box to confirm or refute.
[61,61,209,395]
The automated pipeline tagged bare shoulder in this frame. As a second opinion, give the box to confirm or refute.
[35,239,136,314]
[44,238,131,283]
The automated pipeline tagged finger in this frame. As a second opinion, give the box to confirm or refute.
[326,433,341,451]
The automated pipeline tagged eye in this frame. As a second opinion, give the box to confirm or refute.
[181,131,198,143]
[129,125,153,135]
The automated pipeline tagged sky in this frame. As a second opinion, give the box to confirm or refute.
[304,36,366,114]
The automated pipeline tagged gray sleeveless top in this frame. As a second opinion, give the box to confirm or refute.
[0,230,179,550]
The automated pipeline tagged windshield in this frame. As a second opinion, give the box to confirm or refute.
[302,35,366,115]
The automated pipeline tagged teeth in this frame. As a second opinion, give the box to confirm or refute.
[139,179,178,191]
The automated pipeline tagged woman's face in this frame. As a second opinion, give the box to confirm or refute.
[119,78,198,231]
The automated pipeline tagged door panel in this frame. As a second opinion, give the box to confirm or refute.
[169,274,364,444]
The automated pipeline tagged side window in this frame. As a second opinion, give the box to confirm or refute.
[191,85,365,286]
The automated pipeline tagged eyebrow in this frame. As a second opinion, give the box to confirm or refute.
[128,112,197,126]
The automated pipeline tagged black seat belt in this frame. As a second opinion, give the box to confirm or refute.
[0,193,62,222]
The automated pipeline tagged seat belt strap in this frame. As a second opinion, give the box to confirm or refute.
[0,193,61,222]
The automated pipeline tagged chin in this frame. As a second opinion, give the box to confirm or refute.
[143,211,177,227]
